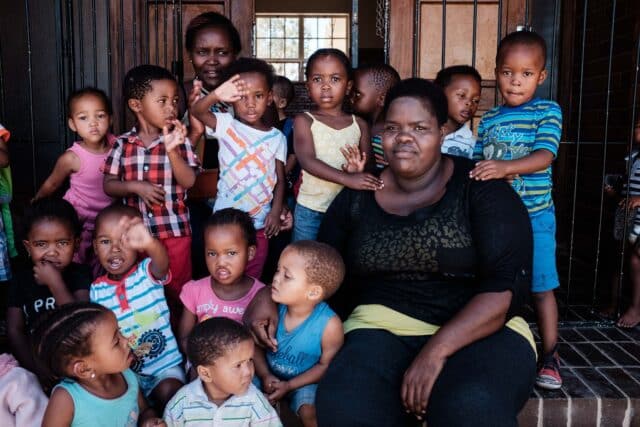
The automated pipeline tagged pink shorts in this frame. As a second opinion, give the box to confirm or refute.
[246,228,268,279]
[161,235,192,331]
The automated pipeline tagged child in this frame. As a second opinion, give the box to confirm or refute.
[350,63,400,170]
[178,208,265,352]
[191,58,287,278]
[34,302,164,426]
[90,204,184,409]
[0,123,15,283]
[294,49,383,241]
[0,353,48,427]
[164,317,282,426]
[434,65,482,159]
[470,31,563,389]
[34,88,115,269]
[104,65,200,326]
[254,241,344,427]
[273,75,298,202]
[6,198,91,374]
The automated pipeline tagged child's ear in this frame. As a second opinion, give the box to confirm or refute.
[22,239,31,256]
[307,284,323,301]
[72,360,92,379]
[68,118,78,133]
[267,91,273,106]
[537,69,548,86]
[128,99,143,113]
[247,245,257,262]
[377,93,386,108]
[346,80,354,96]
[196,365,213,383]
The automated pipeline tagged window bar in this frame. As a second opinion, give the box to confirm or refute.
[175,0,184,84]
[155,0,159,64]
[412,0,420,77]
[565,0,588,313]
[471,0,478,68]
[0,17,4,119]
[495,0,503,106]
[591,0,617,309]
[384,0,390,64]
[549,0,561,96]
[164,0,168,69]
[92,0,97,86]
[66,0,76,104]
[524,0,530,28]
[441,0,446,71]
[352,0,359,68]
[119,0,125,127]
[78,0,84,86]
[24,0,37,192]
[106,0,112,113]
[132,0,137,67]
[56,1,69,147]
[145,0,150,62]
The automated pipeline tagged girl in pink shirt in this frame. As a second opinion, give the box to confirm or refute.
[33,88,114,272]
[178,208,265,353]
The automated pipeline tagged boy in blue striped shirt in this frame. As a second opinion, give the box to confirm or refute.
[470,30,563,390]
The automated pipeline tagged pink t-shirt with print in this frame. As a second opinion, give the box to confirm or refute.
[179,276,265,323]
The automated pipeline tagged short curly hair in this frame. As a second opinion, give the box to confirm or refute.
[185,12,241,55]
[496,30,547,66]
[382,78,449,127]
[221,57,275,89]
[187,317,253,367]
[123,64,176,101]
[286,241,345,299]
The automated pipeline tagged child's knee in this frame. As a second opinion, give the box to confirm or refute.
[298,404,317,426]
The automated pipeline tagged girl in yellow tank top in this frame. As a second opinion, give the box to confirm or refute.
[293,49,384,241]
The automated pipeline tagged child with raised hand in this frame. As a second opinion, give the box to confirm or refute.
[90,204,184,410]
[470,30,563,390]
[294,49,383,241]
[34,88,115,270]
[191,58,288,278]
[253,241,344,427]
[178,209,265,353]
[350,63,400,170]
[34,302,164,427]
[434,65,482,159]
[6,198,91,375]
[104,65,200,327]
[165,318,282,426]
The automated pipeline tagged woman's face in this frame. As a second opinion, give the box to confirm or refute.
[189,27,236,90]
[382,96,444,178]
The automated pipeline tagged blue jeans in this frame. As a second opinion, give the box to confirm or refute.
[293,204,324,242]
[530,207,559,292]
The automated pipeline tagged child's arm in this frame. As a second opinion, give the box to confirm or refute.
[138,390,166,427]
[104,175,167,209]
[42,388,74,427]
[163,120,196,189]
[186,81,206,144]
[122,217,169,280]
[33,151,79,201]
[356,116,374,171]
[191,75,247,131]
[469,149,554,181]
[6,308,37,372]
[294,114,383,191]
[252,347,280,395]
[32,262,79,306]
[177,309,197,355]
[0,138,9,168]
[267,316,343,402]
[264,159,286,238]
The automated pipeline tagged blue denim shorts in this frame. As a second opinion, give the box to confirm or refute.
[531,208,559,293]
[293,204,324,242]
[289,383,317,413]
[137,364,185,397]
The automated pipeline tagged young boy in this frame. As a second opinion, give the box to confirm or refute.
[350,64,400,169]
[272,76,298,208]
[434,65,483,159]
[90,204,184,409]
[470,31,563,389]
[191,58,287,279]
[254,241,344,427]
[104,65,200,327]
[164,317,282,426]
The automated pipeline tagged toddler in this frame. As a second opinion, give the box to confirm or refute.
[34,88,115,270]
[191,58,287,278]
[470,30,563,389]
[6,198,91,374]
[434,65,482,159]
[0,353,47,427]
[34,302,163,426]
[90,204,184,409]
[273,75,298,203]
[0,123,14,282]
[254,241,344,427]
[104,65,200,326]
[164,317,282,426]
[178,208,265,352]
[350,63,400,169]
[294,49,382,241]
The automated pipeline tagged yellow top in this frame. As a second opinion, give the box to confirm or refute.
[297,112,361,213]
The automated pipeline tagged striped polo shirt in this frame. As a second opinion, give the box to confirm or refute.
[90,258,182,379]
[473,98,562,215]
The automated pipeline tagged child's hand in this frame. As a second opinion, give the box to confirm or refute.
[264,210,281,239]
[140,418,166,427]
[163,120,188,153]
[33,260,64,289]
[343,172,384,191]
[121,217,154,252]
[134,181,166,208]
[505,174,520,185]
[279,207,293,232]
[626,196,640,210]
[261,374,281,394]
[267,379,291,403]
[188,81,206,136]
[604,185,617,197]
[213,74,248,103]
[340,144,367,173]
[469,160,509,180]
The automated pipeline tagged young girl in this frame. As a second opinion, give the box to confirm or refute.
[178,208,265,354]
[35,302,164,427]
[293,48,383,241]
[33,88,114,270]
[6,198,91,375]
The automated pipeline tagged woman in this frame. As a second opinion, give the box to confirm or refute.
[246,78,536,426]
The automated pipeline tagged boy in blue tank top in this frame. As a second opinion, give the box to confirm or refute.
[470,30,563,390]
[254,241,345,427]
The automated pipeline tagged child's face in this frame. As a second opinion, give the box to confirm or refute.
[205,224,255,286]
[233,72,272,127]
[190,27,236,90]
[306,55,352,110]
[443,75,481,126]
[271,87,288,111]
[199,339,255,401]
[130,79,179,131]
[23,219,77,270]
[271,248,320,305]
[86,312,134,376]
[93,214,138,279]
[351,70,382,117]
[496,44,547,107]
[635,119,640,145]
[68,94,112,144]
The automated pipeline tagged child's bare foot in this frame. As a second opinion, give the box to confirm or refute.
[598,305,617,320]
[617,306,640,328]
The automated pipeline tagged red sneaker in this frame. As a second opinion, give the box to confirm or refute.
[536,349,562,390]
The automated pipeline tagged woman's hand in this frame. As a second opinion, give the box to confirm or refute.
[243,287,279,352]
[401,346,447,420]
